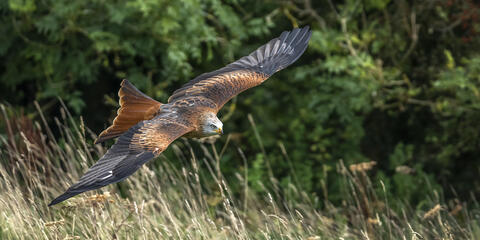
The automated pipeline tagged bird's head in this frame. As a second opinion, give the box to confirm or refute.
[200,112,223,136]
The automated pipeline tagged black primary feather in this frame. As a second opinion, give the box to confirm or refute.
[48,122,155,206]
[227,26,311,75]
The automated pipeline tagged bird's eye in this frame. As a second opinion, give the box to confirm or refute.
[210,124,216,128]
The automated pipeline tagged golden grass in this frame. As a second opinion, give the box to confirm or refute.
[0,103,479,239]
[423,204,443,220]
[349,161,377,172]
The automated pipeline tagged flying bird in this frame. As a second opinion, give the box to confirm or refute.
[49,26,312,206]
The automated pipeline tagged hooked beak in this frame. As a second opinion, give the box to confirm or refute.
[215,128,223,135]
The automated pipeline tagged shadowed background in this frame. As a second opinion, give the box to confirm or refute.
[1,0,480,220]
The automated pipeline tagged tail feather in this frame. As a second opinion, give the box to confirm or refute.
[95,80,162,144]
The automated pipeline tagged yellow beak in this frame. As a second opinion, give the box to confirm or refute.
[216,128,223,135]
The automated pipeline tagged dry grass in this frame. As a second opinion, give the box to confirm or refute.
[0,103,479,239]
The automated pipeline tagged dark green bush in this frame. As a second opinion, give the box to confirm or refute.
[2,0,480,207]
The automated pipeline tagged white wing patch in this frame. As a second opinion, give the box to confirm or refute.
[100,171,113,180]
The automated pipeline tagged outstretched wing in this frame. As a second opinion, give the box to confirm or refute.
[49,116,193,206]
[168,26,312,110]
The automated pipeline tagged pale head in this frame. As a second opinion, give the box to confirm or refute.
[199,112,223,137]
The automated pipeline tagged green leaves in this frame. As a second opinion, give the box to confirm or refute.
[364,0,391,10]
[2,0,480,208]
[8,0,36,13]
[89,31,121,52]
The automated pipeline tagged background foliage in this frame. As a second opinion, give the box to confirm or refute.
[1,0,480,209]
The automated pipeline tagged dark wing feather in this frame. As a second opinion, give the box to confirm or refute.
[49,116,192,206]
[168,26,312,110]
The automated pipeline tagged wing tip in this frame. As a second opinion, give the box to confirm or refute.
[48,191,79,206]
[254,25,312,75]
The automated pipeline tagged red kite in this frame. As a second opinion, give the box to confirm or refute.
[49,26,311,206]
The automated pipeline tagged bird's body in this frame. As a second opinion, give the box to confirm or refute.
[49,26,312,206]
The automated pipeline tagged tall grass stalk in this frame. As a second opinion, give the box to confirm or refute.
[0,103,479,239]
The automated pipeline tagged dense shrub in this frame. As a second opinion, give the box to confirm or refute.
[2,0,480,206]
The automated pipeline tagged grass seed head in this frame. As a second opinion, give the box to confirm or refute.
[44,219,65,227]
[349,161,377,172]
[423,204,443,220]
[396,165,415,175]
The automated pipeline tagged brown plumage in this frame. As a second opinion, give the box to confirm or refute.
[168,70,268,111]
[95,80,163,144]
[49,26,312,206]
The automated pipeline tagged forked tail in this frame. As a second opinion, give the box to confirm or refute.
[95,80,162,144]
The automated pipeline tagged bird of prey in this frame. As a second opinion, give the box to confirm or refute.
[49,26,312,206]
